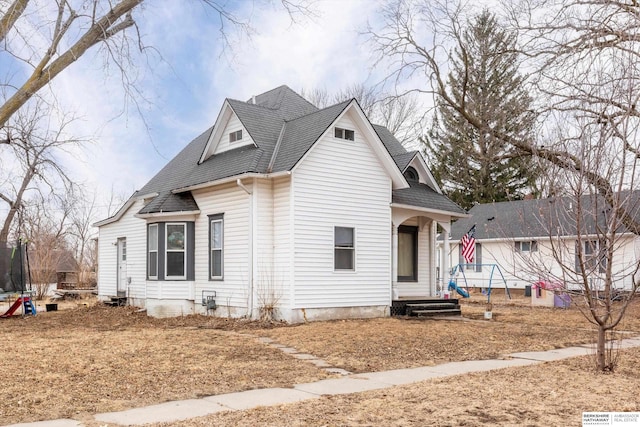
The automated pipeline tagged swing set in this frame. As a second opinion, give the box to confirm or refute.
[448,263,512,303]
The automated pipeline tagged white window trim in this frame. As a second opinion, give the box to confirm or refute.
[334,127,355,141]
[148,223,158,280]
[334,226,356,272]
[229,129,243,143]
[165,222,187,280]
[210,218,224,280]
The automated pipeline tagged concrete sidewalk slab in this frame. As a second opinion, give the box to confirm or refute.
[295,377,389,395]
[356,366,450,385]
[206,387,317,410]
[430,358,540,375]
[6,420,83,427]
[619,337,640,349]
[508,346,590,361]
[94,399,226,426]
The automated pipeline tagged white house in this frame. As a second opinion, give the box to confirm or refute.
[95,86,466,321]
[441,196,640,294]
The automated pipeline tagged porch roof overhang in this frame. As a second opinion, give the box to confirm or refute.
[391,203,470,221]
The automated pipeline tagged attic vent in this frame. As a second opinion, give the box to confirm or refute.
[335,127,354,141]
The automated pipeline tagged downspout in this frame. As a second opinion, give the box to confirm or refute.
[237,179,254,318]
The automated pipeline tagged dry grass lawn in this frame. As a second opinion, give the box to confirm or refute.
[160,347,640,427]
[1,296,639,425]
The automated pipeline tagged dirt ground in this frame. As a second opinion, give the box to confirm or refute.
[1,296,639,425]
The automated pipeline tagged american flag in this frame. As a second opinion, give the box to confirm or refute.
[461,225,476,264]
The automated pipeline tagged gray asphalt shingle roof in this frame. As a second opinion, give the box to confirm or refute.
[447,193,640,241]
[128,85,464,217]
[393,181,467,215]
[138,191,200,215]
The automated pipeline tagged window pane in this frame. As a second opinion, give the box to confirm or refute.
[167,252,185,277]
[334,128,343,138]
[345,129,355,140]
[148,225,158,250]
[335,248,354,270]
[398,232,415,277]
[531,241,538,252]
[212,250,222,277]
[167,225,185,250]
[335,227,354,247]
[521,241,531,252]
[149,252,158,277]
[211,221,222,249]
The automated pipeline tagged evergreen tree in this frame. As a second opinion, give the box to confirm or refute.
[423,10,539,210]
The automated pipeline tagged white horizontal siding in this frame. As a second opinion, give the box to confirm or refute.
[293,112,392,308]
[213,113,254,154]
[273,176,291,313]
[193,183,250,309]
[97,200,147,300]
[458,236,640,292]
[254,178,290,313]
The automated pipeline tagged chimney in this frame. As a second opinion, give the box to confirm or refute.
[251,95,256,104]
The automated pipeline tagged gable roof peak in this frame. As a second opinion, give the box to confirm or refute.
[246,85,318,121]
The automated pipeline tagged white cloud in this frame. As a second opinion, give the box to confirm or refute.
[2,0,395,223]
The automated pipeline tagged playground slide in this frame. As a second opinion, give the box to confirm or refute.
[0,298,23,318]
[448,281,470,298]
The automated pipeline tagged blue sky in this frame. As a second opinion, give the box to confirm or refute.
[32,0,390,218]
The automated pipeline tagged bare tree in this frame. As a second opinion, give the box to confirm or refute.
[301,83,421,145]
[0,100,81,244]
[68,190,98,287]
[0,0,316,133]
[369,0,640,371]
[20,192,73,299]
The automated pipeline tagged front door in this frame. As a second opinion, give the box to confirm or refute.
[116,238,127,296]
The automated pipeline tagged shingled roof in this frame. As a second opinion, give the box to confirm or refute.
[124,85,465,217]
[393,181,466,215]
[448,193,640,241]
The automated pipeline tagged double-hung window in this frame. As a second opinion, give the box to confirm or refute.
[166,223,186,279]
[335,226,355,270]
[209,214,224,279]
[148,224,158,279]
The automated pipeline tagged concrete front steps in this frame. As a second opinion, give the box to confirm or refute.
[391,299,462,317]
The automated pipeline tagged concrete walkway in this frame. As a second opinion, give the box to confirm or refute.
[7,336,640,427]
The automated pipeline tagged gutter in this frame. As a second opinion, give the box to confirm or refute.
[134,210,201,219]
[172,171,291,194]
[390,202,470,219]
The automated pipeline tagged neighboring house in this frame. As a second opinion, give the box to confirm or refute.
[441,195,640,293]
[95,85,466,321]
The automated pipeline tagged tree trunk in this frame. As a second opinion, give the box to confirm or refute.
[0,206,18,244]
[596,325,606,371]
